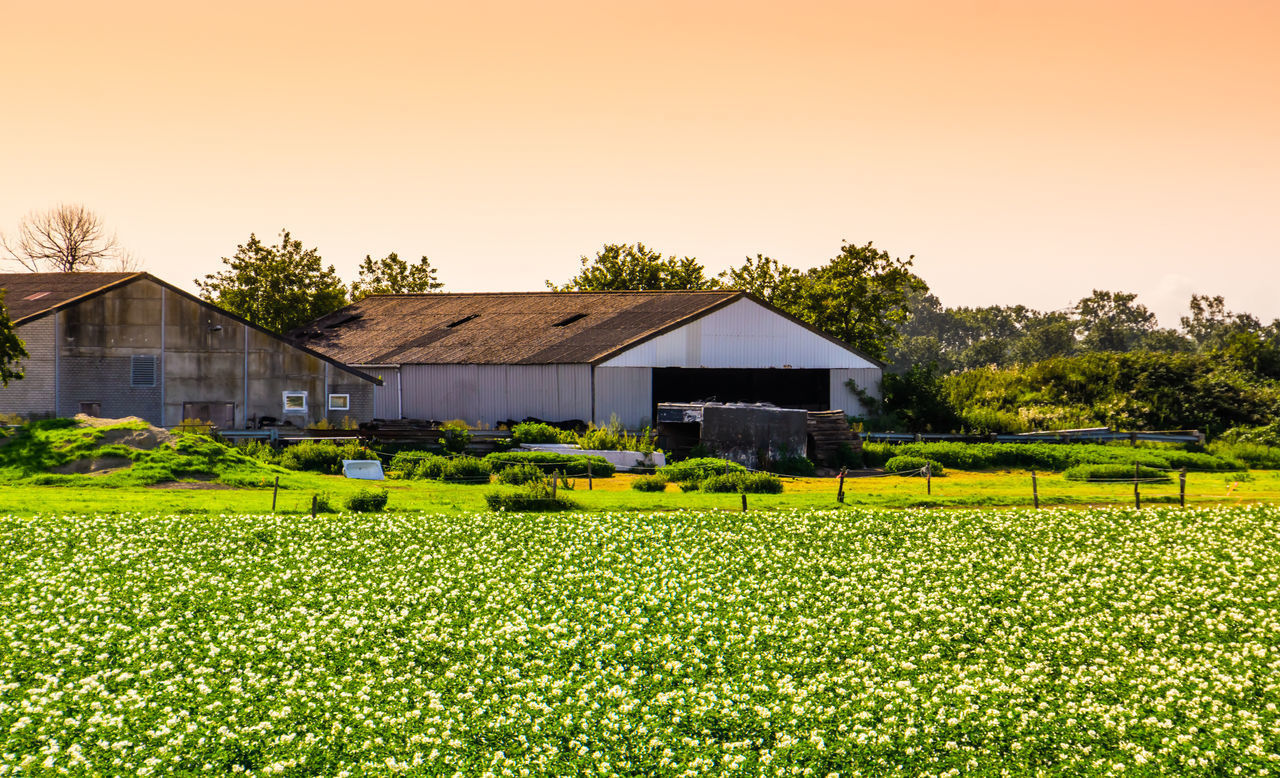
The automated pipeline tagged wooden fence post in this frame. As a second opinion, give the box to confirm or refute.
[1133,463,1141,509]
[1179,468,1187,507]
[587,461,593,491]
[741,493,748,512]
[272,476,279,513]
[837,467,847,504]
[551,471,558,499]
[925,463,932,495]
[311,494,317,518]
[1031,470,1039,509]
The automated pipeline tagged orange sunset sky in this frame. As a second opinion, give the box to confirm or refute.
[2,0,1277,326]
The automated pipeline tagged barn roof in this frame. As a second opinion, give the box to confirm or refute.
[291,290,881,367]
[0,272,142,322]
[0,272,381,384]
[291,291,751,365]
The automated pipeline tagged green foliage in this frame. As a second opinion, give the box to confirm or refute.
[1217,422,1280,448]
[548,242,717,291]
[1207,441,1280,470]
[0,289,28,387]
[438,456,491,484]
[388,450,442,478]
[629,475,669,492]
[344,488,389,512]
[884,455,946,477]
[483,451,615,477]
[195,230,348,333]
[657,457,746,482]
[510,422,573,445]
[278,441,377,475]
[863,441,1239,473]
[312,492,336,513]
[769,454,816,477]
[439,421,472,455]
[1064,464,1172,483]
[573,420,656,454]
[495,463,546,485]
[700,472,784,494]
[350,252,443,299]
[484,481,579,512]
[878,363,961,433]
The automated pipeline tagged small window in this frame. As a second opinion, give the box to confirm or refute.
[79,402,101,417]
[328,393,350,411]
[445,314,478,328]
[552,313,588,327]
[131,355,158,387]
[282,391,308,414]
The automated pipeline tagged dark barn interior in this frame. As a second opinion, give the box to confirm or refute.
[652,368,831,413]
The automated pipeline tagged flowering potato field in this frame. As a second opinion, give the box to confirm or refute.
[2,507,1279,776]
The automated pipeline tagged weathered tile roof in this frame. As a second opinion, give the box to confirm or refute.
[291,291,746,365]
[0,272,141,322]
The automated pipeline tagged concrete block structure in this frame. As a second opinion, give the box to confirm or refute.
[0,273,378,428]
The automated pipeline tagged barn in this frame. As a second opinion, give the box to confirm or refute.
[0,272,379,428]
[291,291,882,428]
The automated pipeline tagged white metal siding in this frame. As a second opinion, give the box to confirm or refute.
[593,366,652,428]
[598,297,880,369]
[369,367,401,419]
[399,364,591,426]
[830,367,881,417]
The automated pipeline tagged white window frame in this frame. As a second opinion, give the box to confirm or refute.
[328,393,350,411]
[282,391,308,414]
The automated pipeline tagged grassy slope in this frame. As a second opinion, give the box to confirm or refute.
[0,468,1276,516]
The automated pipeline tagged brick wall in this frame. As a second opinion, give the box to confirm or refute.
[59,353,162,423]
[0,318,56,418]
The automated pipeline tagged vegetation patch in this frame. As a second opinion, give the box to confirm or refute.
[884,455,947,477]
[483,450,615,477]
[1064,464,1173,483]
[862,441,1239,473]
[656,457,746,482]
[700,472,784,493]
[484,481,579,512]
[629,474,669,492]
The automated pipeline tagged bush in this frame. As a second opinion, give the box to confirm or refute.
[279,441,377,475]
[629,475,668,492]
[439,456,492,484]
[345,488,389,512]
[770,455,816,477]
[700,472,784,494]
[440,420,472,455]
[658,458,746,483]
[573,420,656,454]
[862,441,1239,473]
[484,481,578,512]
[883,455,946,477]
[496,463,546,485]
[1064,464,1172,483]
[1208,441,1280,470]
[511,422,573,445]
[483,451,615,477]
[312,492,336,512]
[677,480,701,492]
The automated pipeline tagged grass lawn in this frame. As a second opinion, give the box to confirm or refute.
[2,467,1276,515]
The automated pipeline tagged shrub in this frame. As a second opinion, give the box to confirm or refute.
[658,457,746,483]
[884,455,946,477]
[700,472,784,494]
[511,422,572,445]
[312,492,336,513]
[439,420,472,455]
[629,475,668,492]
[573,420,656,453]
[439,456,492,484]
[483,451,615,477]
[862,441,1239,473]
[1064,464,1172,483]
[345,488,389,512]
[677,480,701,492]
[484,481,578,512]
[1208,440,1280,470]
[770,454,816,477]
[496,463,546,485]
[279,441,377,475]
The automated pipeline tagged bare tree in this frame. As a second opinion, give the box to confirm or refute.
[1,204,128,272]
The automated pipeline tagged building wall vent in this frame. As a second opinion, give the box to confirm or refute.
[131,355,158,387]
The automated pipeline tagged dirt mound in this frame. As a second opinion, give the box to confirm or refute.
[52,456,132,475]
[75,414,175,450]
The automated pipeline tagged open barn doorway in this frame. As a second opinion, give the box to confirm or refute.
[652,368,830,412]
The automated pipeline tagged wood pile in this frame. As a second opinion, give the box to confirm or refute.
[806,410,861,465]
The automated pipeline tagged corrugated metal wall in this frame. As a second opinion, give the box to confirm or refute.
[599,297,880,370]
[830,367,881,417]
[593,366,652,428]
[399,364,591,425]
[370,368,400,419]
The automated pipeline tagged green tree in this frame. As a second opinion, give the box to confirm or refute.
[1074,290,1156,352]
[196,231,347,334]
[718,254,804,308]
[548,243,717,291]
[0,290,27,386]
[791,242,924,361]
[350,252,443,300]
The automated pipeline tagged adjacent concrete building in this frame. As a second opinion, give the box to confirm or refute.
[0,272,378,428]
[292,291,883,428]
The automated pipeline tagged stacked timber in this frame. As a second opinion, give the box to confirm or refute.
[806,410,861,464]
[358,420,514,454]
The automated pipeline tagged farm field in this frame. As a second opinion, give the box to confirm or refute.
[2,506,1279,774]
[0,468,1276,516]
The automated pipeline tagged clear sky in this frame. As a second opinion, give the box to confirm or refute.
[3,0,1276,327]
